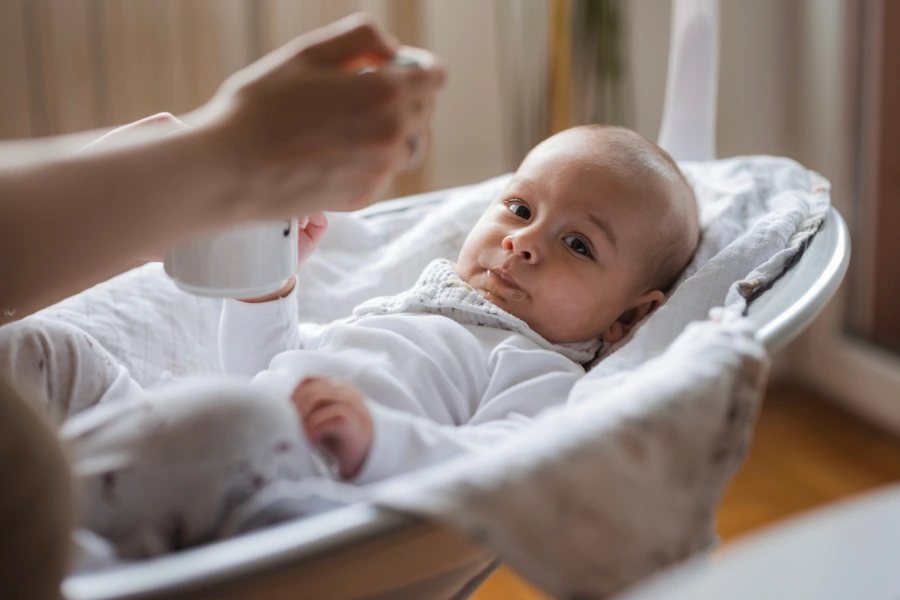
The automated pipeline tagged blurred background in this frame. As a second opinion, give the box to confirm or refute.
[2,0,898,598]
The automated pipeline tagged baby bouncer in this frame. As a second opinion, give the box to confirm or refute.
[63,0,849,598]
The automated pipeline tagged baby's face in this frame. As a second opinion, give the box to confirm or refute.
[456,129,668,344]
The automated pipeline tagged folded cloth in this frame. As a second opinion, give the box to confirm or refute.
[373,312,768,599]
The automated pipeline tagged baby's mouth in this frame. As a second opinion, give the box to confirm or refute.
[484,269,528,302]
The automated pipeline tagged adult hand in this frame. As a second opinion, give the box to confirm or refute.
[0,13,444,323]
[193,13,446,224]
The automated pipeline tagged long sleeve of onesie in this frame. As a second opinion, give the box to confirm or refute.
[218,277,302,378]
[353,343,583,485]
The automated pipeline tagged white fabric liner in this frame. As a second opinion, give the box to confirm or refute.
[39,155,830,595]
[36,156,828,389]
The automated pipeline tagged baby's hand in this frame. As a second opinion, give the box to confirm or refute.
[296,212,329,267]
[238,212,328,303]
[290,376,373,479]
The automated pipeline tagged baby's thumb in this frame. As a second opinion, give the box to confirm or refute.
[305,213,329,244]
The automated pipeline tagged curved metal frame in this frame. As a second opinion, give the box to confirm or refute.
[747,207,850,352]
[65,506,490,600]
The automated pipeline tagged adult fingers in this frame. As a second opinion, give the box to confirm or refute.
[299,14,398,68]
[388,64,445,165]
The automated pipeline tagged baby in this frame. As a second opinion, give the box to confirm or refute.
[0,124,698,559]
[223,124,700,481]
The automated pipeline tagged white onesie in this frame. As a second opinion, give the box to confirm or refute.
[220,259,595,483]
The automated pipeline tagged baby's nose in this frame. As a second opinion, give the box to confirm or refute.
[503,233,541,263]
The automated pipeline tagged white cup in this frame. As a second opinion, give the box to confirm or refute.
[164,219,299,298]
[164,51,427,298]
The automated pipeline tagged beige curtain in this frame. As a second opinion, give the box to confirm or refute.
[565,0,631,129]
[548,0,573,135]
[0,0,596,195]
[490,0,630,170]
[493,0,551,169]
[496,0,624,150]
[0,0,424,196]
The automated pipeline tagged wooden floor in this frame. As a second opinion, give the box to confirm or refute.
[471,383,900,600]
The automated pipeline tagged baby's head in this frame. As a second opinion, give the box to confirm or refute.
[457,125,699,345]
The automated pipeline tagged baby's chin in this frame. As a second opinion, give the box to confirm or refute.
[472,282,602,345]
[466,274,547,332]
[456,265,602,345]
[468,270,529,304]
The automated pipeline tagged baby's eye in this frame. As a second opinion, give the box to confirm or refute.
[507,201,531,220]
[563,235,593,258]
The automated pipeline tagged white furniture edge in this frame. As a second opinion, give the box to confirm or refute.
[616,481,900,600]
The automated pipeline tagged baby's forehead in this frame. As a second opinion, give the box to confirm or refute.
[526,130,650,177]
[563,127,669,173]
[517,148,656,204]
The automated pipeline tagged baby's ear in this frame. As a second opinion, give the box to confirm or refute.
[601,290,665,344]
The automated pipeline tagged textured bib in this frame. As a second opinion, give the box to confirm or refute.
[351,259,603,364]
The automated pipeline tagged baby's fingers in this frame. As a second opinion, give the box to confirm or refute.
[291,376,359,417]
[306,212,328,230]
[303,404,356,444]
[291,377,337,417]
[301,212,329,246]
[303,404,369,479]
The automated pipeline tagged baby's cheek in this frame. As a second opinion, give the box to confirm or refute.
[533,288,581,334]
[536,280,611,340]
[457,226,495,272]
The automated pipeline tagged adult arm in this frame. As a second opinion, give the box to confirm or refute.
[0,125,238,322]
[0,14,444,325]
